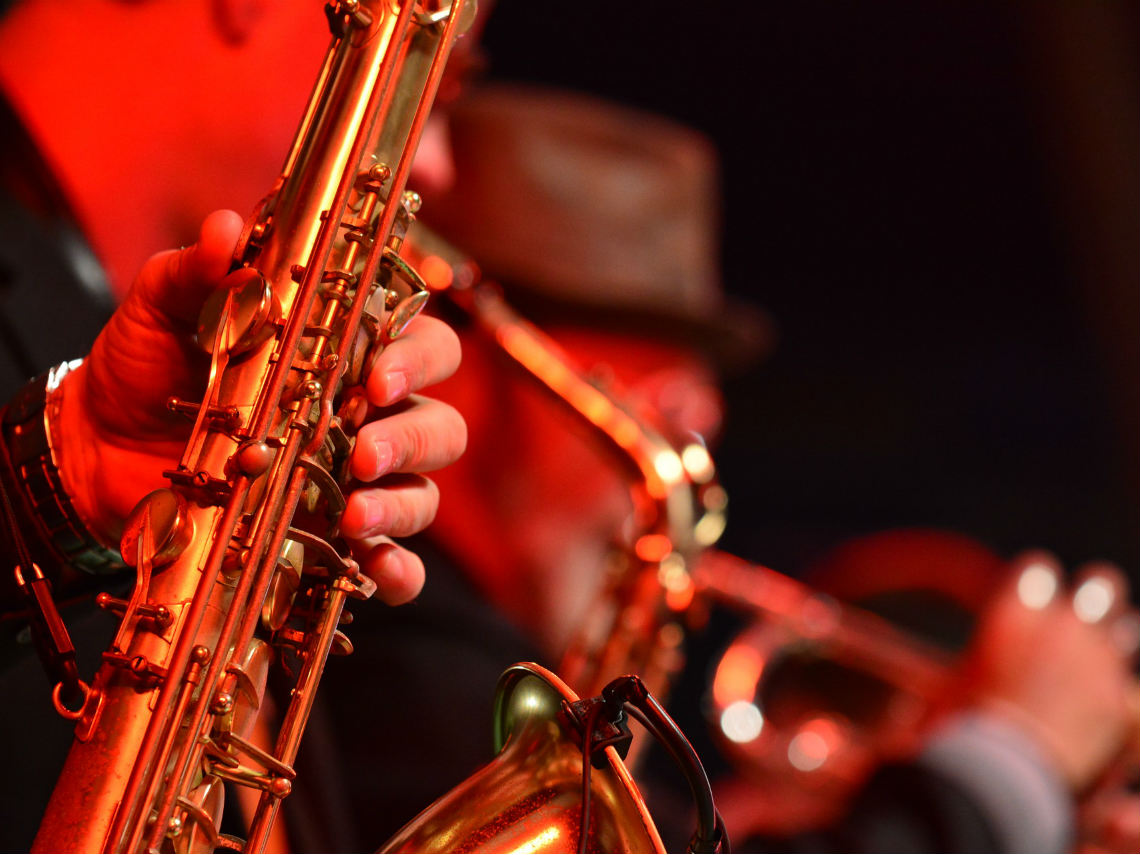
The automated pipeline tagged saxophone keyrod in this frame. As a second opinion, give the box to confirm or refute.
[307,1,471,451]
[347,1,468,322]
[249,0,419,442]
[143,438,311,852]
[212,731,297,780]
[130,654,205,847]
[156,449,311,835]
[105,477,252,854]
[293,187,380,418]
[245,579,353,852]
[208,763,294,797]
[166,397,241,426]
[276,14,339,185]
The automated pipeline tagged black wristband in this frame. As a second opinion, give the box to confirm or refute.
[2,361,124,576]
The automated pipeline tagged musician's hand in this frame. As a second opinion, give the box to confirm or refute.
[58,210,247,537]
[56,209,464,604]
[961,552,1140,790]
[337,316,465,604]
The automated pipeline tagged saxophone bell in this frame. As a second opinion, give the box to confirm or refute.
[382,662,729,854]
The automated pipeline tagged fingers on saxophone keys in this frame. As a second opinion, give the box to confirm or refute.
[349,396,466,482]
[341,475,440,541]
[356,537,426,606]
[140,209,245,325]
[365,315,461,407]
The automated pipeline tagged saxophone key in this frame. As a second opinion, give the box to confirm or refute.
[162,468,234,505]
[119,488,195,568]
[94,594,174,632]
[166,397,242,431]
[261,540,304,632]
[196,267,277,356]
[232,439,275,478]
[329,629,354,656]
[401,189,422,215]
[384,289,431,343]
[100,651,168,689]
[356,162,392,194]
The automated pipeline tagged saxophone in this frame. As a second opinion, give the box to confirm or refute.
[34,2,474,850]
[401,227,727,742]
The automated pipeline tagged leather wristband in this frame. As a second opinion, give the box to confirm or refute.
[1,360,124,576]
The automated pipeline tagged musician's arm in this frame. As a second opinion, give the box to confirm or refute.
[838,552,1136,853]
[4,210,464,610]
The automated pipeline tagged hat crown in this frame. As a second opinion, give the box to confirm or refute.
[425,84,724,320]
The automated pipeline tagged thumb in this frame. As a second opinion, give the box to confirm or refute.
[132,209,245,328]
[83,210,245,437]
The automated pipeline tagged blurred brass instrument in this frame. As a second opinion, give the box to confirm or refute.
[410,228,1140,852]
[405,227,724,704]
[406,227,965,832]
[33,2,474,850]
[691,550,954,833]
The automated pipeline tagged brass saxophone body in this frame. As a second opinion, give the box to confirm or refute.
[403,227,727,708]
[34,3,472,851]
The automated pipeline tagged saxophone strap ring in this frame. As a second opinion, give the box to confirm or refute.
[52,677,90,720]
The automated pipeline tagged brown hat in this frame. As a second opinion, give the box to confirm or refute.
[423,84,773,368]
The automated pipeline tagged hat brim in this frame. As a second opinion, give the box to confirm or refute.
[497,282,776,373]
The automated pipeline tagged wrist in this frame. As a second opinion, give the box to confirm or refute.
[55,360,116,545]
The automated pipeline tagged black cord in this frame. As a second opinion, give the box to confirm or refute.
[0,462,34,572]
[623,693,727,854]
[578,699,604,854]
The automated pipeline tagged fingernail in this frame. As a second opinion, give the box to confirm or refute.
[363,496,386,531]
[381,371,409,406]
[369,439,393,479]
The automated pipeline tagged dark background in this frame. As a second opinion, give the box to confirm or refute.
[478,1,1139,585]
